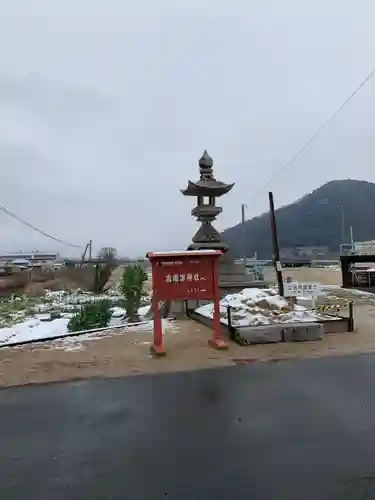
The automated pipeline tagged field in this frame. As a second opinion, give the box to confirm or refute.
[264,266,342,286]
[0,266,98,297]
[1,266,375,387]
[0,287,153,346]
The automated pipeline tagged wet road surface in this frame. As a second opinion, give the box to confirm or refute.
[2,355,375,499]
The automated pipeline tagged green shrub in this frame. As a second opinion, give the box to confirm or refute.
[120,264,148,322]
[67,300,112,332]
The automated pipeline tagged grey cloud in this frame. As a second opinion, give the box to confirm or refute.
[0,0,374,257]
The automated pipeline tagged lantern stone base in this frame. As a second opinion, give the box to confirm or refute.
[218,256,255,288]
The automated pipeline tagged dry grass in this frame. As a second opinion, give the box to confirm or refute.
[0,267,98,297]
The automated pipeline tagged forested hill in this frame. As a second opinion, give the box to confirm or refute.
[221,180,375,259]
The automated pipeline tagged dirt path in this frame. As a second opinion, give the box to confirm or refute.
[1,269,375,388]
[1,297,375,387]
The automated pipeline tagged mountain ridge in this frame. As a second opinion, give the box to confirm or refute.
[221,179,375,259]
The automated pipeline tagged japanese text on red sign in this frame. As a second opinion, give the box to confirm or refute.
[164,272,206,284]
[150,255,217,301]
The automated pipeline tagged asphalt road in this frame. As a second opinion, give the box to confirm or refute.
[2,356,375,499]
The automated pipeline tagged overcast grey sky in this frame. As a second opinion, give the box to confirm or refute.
[0,1,374,257]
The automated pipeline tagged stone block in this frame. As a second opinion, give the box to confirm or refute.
[236,325,283,345]
[281,322,323,342]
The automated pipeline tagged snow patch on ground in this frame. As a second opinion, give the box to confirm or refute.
[0,299,151,348]
[321,284,345,292]
[343,288,375,298]
[196,288,337,327]
[138,305,151,317]
[51,318,177,352]
[0,318,70,346]
[110,306,126,318]
[322,284,375,299]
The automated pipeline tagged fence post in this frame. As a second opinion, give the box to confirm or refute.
[348,301,354,332]
[94,264,100,293]
[226,305,232,327]
[226,304,235,340]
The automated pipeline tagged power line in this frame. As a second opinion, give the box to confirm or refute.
[253,67,375,199]
[0,205,82,249]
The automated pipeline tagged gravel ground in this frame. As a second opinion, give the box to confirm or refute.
[1,288,375,387]
[1,266,374,388]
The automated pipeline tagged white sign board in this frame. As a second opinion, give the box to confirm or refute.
[284,281,321,297]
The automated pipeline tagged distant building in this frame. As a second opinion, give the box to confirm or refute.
[352,240,375,255]
[0,251,61,270]
[280,246,330,265]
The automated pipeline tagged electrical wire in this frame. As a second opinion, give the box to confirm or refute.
[0,205,83,249]
[2,70,373,247]
[252,67,375,199]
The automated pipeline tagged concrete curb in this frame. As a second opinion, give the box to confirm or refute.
[189,309,352,345]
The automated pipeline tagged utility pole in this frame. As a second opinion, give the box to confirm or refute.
[350,226,354,252]
[340,201,345,244]
[268,192,284,296]
[241,203,247,268]
[79,240,92,267]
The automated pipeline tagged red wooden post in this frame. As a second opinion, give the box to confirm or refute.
[208,254,228,350]
[146,250,227,355]
[151,289,165,357]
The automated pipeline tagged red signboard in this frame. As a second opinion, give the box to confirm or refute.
[151,256,215,301]
[146,250,227,355]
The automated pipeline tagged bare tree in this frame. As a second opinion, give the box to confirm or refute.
[97,247,118,263]
[95,247,119,293]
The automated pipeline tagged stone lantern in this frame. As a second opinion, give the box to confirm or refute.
[181,150,234,251]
